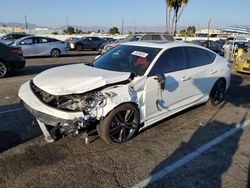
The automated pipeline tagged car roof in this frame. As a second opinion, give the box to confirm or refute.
[15,36,53,42]
[122,41,211,50]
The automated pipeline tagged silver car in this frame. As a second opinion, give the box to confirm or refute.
[101,34,174,54]
[13,36,68,57]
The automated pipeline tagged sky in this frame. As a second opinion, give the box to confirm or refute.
[0,0,249,29]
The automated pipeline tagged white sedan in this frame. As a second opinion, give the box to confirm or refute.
[13,36,68,58]
[18,41,231,144]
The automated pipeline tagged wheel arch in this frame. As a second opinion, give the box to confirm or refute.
[100,101,141,122]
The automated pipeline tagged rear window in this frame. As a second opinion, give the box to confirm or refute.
[186,47,216,68]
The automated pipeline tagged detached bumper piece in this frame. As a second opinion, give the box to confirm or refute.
[37,120,55,143]
[24,102,92,144]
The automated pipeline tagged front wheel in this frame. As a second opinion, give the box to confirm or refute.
[207,79,226,106]
[97,103,140,144]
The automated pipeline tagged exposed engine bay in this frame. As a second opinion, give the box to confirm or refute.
[31,81,107,115]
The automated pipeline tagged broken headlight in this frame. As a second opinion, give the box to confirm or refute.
[57,92,106,114]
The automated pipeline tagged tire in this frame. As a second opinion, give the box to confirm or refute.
[76,44,83,51]
[0,61,8,78]
[97,103,140,144]
[207,79,226,107]
[51,49,61,58]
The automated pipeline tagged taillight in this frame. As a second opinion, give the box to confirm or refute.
[11,48,22,55]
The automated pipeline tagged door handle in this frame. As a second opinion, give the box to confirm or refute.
[181,76,191,82]
[210,70,218,74]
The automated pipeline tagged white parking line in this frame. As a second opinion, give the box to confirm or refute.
[133,119,250,188]
[0,108,25,115]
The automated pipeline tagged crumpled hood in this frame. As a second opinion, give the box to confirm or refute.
[33,64,130,95]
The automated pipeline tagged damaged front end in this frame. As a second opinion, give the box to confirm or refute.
[28,81,109,143]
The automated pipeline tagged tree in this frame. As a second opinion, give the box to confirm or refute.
[165,0,189,35]
[63,26,75,34]
[75,28,82,34]
[179,29,187,37]
[109,27,120,35]
[186,26,196,35]
[179,25,196,37]
[165,0,173,33]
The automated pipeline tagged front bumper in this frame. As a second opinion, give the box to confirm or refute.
[235,64,250,73]
[18,81,84,126]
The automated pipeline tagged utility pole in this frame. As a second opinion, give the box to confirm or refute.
[24,15,28,30]
[134,21,137,34]
[207,18,211,40]
[121,18,124,35]
[67,16,69,30]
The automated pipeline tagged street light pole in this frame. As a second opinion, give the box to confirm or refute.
[24,15,28,30]
[207,18,211,40]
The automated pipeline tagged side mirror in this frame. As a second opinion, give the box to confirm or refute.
[154,74,165,90]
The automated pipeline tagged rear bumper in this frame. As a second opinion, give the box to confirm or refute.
[7,56,26,70]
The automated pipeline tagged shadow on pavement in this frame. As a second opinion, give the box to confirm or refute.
[248,163,250,188]
[147,120,244,187]
[0,131,21,153]
[0,104,41,153]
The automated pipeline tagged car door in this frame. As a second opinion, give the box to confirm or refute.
[84,37,93,49]
[36,37,51,56]
[145,47,192,122]
[184,47,218,102]
[19,37,39,56]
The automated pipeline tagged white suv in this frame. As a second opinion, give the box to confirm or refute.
[18,41,231,144]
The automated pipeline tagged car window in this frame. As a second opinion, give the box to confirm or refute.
[92,37,100,41]
[163,35,175,41]
[15,34,27,39]
[149,47,186,76]
[141,35,153,41]
[185,47,216,68]
[20,38,33,45]
[37,38,49,43]
[3,35,13,40]
[152,35,162,40]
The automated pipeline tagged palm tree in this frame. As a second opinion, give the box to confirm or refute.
[172,0,182,35]
[165,0,173,33]
[177,0,189,22]
[172,0,189,35]
[165,0,189,35]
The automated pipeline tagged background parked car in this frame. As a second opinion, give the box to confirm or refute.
[64,37,79,43]
[101,33,174,54]
[191,40,224,56]
[13,36,68,57]
[0,32,32,45]
[0,42,25,78]
[98,37,116,54]
[69,37,105,51]
[235,52,250,73]
[223,41,249,53]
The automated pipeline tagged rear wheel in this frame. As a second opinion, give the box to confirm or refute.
[207,79,226,106]
[0,61,8,78]
[51,49,61,58]
[76,44,83,51]
[97,103,140,144]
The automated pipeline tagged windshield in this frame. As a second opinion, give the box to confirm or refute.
[93,45,161,76]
